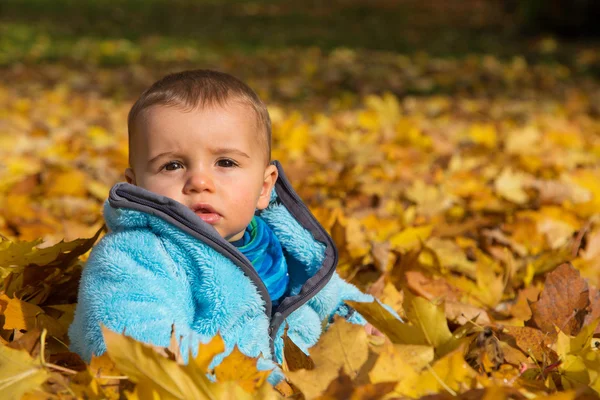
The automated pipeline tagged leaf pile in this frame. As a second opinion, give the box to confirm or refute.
[1,29,600,399]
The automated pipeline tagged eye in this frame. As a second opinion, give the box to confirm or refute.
[162,161,184,171]
[216,159,238,168]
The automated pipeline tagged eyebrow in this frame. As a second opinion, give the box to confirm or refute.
[146,148,251,166]
[147,152,180,166]
[209,147,251,159]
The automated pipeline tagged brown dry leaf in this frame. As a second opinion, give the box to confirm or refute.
[445,301,491,325]
[527,263,590,336]
[43,304,76,339]
[502,326,557,363]
[499,342,529,367]
[403,269,462,302]
[316,367,396,400]
[7,328,42,357]
[465,327,506,374]
[509,285,541,321]
[313,367,353,399]
[283,331,315,372]
[584,286,600,334]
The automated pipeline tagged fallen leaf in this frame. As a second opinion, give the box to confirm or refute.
[389,225,432,253]
[213,346,269,393]
[102,325,230,400]
[188,333,225,372]
[503,326,557,363]
[0,343,49,399]
[403,290,453,351]
[527,263,590,336]
[3,296,65,337]
[494,168,530,205]
[395,347,477,397]
[283,331,315,372]
[444,302,491,325]
[369,342,434,384]
[316,367,396,400]
[286,318,369,400]
[6,328,42,357]
[403,269,462,302]
[346,300,428,345]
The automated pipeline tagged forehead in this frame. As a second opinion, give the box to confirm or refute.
[130,101,268,159]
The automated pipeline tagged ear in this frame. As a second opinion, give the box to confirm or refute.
[256,164,278,210]
[124,168,136,185]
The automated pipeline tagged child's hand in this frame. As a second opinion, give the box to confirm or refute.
[364,323,385,337]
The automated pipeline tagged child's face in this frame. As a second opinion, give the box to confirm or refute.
[125,102,278,242]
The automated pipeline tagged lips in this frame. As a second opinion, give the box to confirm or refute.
[192,203,222,224]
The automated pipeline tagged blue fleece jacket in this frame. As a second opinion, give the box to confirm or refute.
[68,162,373,384]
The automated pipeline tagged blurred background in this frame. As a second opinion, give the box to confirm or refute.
[2,3,600,397]
[1,0,599,250]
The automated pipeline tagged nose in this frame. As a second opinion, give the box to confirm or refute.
[183,169,215,194]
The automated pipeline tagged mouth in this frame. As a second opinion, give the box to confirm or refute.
[192,203,222,224]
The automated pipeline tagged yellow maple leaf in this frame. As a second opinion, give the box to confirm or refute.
[346,300,427,346]
[2,295,65,337]
[286,318,369,400]
[368,344,420,384]
[388,225,432,253]
[0,343,49,400]
[102,326,252,400]
[494,168,531,205]
[213,346,269,393]
[395,348,476,397]
[468,123,497,149]
[402,291,454,352]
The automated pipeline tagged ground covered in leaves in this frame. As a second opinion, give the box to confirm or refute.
[1,1,600,399]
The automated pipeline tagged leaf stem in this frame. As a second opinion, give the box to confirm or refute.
[425,364,457,396]
[44,362,79,375]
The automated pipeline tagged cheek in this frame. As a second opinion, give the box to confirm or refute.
[226,183,262,210]
[139,175,180,197]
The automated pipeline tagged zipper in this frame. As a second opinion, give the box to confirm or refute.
[266,161,339,348]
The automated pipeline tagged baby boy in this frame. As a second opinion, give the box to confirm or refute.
[69,69,379,384]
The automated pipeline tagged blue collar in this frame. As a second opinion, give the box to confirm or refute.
[233,216,289,304]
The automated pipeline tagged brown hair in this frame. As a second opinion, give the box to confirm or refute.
[127,69,271,166]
